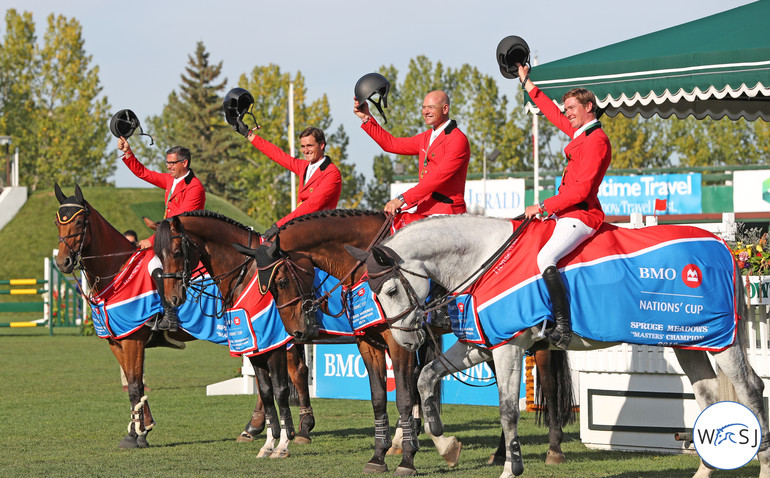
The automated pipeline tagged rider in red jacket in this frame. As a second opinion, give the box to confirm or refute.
[519,63,612,349]
[247,127,341,227]
[354,90,470,230]
[118,138,206,331]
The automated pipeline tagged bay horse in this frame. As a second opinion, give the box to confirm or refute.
[231,209,574,473]
[152,210,425,475]
[351,214,770,478]
[53,184,312,453]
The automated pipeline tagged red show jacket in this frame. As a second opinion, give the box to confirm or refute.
[362,117,470,215]
[122,152,206,219]
[250,134,341,227]
[530,86,612,230]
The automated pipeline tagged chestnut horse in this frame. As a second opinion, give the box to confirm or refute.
[233,209,574,473]
[53,184,312,452]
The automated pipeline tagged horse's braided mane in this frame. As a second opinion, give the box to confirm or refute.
[154,210,256,257]
[278,209,383,231]
[177,209,255,233]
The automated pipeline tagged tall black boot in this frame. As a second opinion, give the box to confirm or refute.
[151,268,178,332]
[542,266,571,350]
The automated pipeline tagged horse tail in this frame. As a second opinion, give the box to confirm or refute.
[417,332,443,412]
[719,266,752,402]
[535,350,576,428]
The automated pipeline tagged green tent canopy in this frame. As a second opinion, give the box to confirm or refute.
[525,0,770,121]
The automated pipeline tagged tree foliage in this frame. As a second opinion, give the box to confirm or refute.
[0,10,111,190]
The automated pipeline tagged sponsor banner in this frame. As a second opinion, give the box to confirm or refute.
[312,338,524,406]
[391,178,525,218]
[747,276,770,305]
[556,173,701,215]
[313,343,396,401]
[733,170,770,212]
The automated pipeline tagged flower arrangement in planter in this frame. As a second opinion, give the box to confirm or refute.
[729,223,770,276]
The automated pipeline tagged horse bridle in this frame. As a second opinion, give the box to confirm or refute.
[264,214,396,334]
[372,216,534,332]
[259,248,320,335]
[161,225,255,314]
[56,202,91,271]
[368,263,431,332]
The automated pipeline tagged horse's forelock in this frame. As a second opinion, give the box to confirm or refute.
[154,220,172,259]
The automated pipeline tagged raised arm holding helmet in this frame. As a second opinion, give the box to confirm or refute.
[223,87,341,227]
[496,35,612,349]
[245,127,341,226]
[115,135,206,331]
[353,75,470,227]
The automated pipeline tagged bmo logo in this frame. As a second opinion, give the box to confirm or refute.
[357,288,365,297]
[682,264,702,288]
[639,267,677,280]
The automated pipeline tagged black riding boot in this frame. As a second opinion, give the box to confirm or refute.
[151,268,178,332]
[542,266,571,350]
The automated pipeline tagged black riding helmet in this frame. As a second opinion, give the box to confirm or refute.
[223,87,257,137]
[496,35,530,79]
[355,73,391,124]
[109,109,140,138]
[223,87,254,125]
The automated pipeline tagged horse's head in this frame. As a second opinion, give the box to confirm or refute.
[152,216,199,307]
[54,183,91,273]
[235,233,320,342]
[346,244,429,351]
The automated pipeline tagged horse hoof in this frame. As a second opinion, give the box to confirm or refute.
[363,462,388,473]
[269,449,290,459]
[386,446,403,456]
[487,453,505,466]
[119,435,138,449]
[257,449,273,458]
[293,435,311,445]
[441,438,462,468]
[236,432,254,443]
[545,450,565,465]
[394,466,417,476]
[136,435,149,448]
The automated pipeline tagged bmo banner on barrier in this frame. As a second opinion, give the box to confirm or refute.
[557,173,702,216]
[313,339,524,405]
[391,178,525,218]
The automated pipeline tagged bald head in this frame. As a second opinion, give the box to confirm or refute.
[422,90,450,129]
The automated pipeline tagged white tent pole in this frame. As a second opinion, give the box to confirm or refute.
[289,82,296,210]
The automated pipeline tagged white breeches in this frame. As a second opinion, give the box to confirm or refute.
[536,216,596,273]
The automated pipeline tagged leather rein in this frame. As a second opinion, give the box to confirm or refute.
[160,225,256,316]
[264,214,395,324]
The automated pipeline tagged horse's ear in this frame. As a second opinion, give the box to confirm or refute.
[344,245,370,263]
[54,183,66,204]
[143,217,158,231]
[232,242,258,257]
[266,234,280,258]
[74,184,84,204]
[372,245,401,267]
